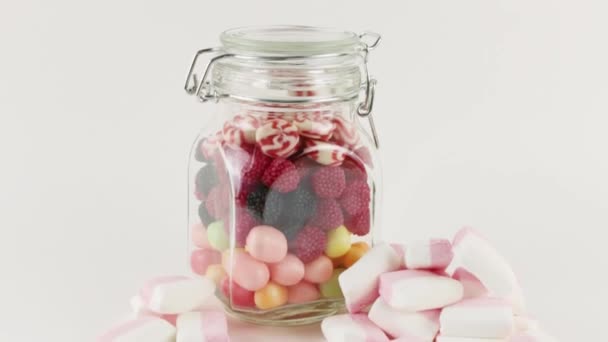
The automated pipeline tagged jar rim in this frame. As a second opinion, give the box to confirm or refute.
[220,26,362,55]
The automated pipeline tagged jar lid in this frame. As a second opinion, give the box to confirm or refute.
[220,26,362,56]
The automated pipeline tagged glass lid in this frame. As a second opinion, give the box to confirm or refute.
[220,26,362,55]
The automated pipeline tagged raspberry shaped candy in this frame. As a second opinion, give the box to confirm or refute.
[242,147,272,186]
[339,180,371,216]
[311,166,346,198]
[294,157,318,180]
[255,119,300,158]
[246,184,269,220]
[342,157,367,183]
[262,158,300,193]
[308,198,344,231]
[195,163,218,196]
[346,209,371,236]
[292,226,327,263]
[234,208,260,247]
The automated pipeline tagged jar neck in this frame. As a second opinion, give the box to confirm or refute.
[219,99,358,121]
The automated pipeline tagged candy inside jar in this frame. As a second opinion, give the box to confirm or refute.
[185,26,382,326]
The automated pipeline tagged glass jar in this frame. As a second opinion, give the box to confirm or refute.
[184,26,382,326]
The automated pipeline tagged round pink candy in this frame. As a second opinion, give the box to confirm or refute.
[288,282,321,304]
[246,225,288,263]
[190,223,211,249]
[303,255,333,283]
[223,250,270,291]
[269,254,305,286]
[190,249,221,275]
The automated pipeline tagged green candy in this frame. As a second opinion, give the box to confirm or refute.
[207,221,229,251]
[320,268,345,299]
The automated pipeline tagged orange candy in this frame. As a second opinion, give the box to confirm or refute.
[342,241,371,268]
[254,281,288,310]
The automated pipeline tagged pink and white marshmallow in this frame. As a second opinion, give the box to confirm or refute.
[339,243,403,313]
[176,310,230,342]
[255,119,300,158]
[130,295,178,325]
[402,239,454,270]
[321,314,389,342]
[304,140,347,166]
[439,298,514,339]
[452,227,526,314]
[379,270,463,312]
[97,317,176,342]
[510,329,557,342]
[222,114,261,146]
[293,111,335,141]
[436,335,506,341]
[368,298,440,340]
[139,276,215,315]
[452,268,488,299]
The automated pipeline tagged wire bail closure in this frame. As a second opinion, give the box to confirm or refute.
[183,31,381,148]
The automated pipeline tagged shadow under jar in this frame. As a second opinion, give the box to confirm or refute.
[185,26,383,326]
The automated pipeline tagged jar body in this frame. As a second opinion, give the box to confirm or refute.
[188,99,379,325]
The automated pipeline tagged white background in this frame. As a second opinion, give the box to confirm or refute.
[1,0,607,341]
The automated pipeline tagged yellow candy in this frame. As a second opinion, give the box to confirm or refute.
[325,226,351,258]
[343,241,371,268]
[205,264,227,286]
[254,281,288,310]
[320,268,345,298]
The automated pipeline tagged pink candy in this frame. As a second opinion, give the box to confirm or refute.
[223,249,269,291]
[452,267,488,299]
[439,298,514,339]
[269,253,305,286]
[197,132,223,161]
[245,225,288,263]
[190,223,211,249]
[303,255,334,284]
[139,276,215,315]
[255,119,300,158]
[190,249,221,276]
[287,282,321,304]
[368,298,440,340]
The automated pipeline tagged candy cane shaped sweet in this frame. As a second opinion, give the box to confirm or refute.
[332,116,360,147]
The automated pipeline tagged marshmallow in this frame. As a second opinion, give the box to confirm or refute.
[435,337,507,342]
[452,228,526,313]
[321,314,389,342]
[510,329,557,342]
[368,298,440,340]
[402,239,454,270]
[513,316,539,333]
[130,295,177,325]
[338,243,403,313]
[439,298,514,339]
[97,317,176,342]
[139,276,215,315]
[452,268,488,299]
[176,310,230,342]
[379,270,463,311]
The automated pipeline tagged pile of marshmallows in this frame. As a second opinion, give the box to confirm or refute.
[323,227,557,342]
[97,227,557,342]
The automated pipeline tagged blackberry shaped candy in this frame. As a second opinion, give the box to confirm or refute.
[195,163,218,196]
[198,201,214,226]
[246,184,269,220]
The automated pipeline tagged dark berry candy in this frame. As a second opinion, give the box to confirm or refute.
[198,201,214,226]
[262,158,300,193]
[293,157,319,180]
[308,198,344,231]
[311,166,346,199]
[283,187,317,227]
[262,190,284,226]
[292,226,327,263]
[246,184,269,220]
[195,163,218,196]
[280,222,305,242]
